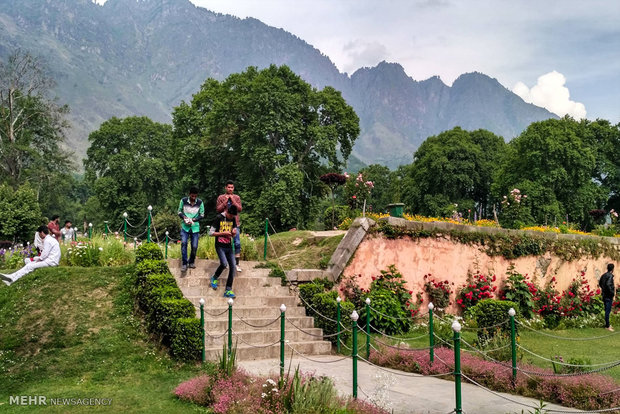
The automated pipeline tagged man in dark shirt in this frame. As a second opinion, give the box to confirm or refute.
[208,205,238,298]
[599,263,616,331]
[216,181,242,272]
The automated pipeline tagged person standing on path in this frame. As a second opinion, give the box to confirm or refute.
[216,180,243,272]
[599,263,616,331]
[178,187,205,272]
[209,205,238,298]
[0,226,61,286]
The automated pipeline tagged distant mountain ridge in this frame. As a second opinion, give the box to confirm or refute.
[0,0,556,168]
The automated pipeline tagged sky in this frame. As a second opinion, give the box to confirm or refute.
[99,0,620,123]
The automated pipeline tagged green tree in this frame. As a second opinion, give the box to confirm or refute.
[493,117,606,228]
[172,65,359,233]
[84,116,175,228]
[402,127,506,217]
[0,183,41,242]
[0,50,73,187]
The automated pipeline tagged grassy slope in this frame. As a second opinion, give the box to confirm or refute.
[0,266,206,413]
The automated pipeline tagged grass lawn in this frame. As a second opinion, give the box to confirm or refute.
[0,266,208,413]
[348,318,620,383]
[165,230,344,271]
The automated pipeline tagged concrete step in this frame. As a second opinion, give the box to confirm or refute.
[197,305,306,319]
[168,259,268,273]
[204,327,325,347]
[204,340,333,361]
[180,285,291,298]
[176,275,281,290]
[186,295,299,308]
[204,316,317,332]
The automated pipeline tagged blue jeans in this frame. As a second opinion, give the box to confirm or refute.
[604,297,613,328]
[180,229,199,265]
[214,245,236,290]
[233,229,241,256]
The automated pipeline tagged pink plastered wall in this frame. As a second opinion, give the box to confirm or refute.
[341,234,615,312]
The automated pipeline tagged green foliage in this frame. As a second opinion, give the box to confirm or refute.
[501,266,536,319]
[364,287,411,335]
[152,210,181,241]
[218,341,237,377]
[299,282,326,316]
[323,205,351,229]
[65,241,101,267]
[551,355,592,375]
[401,127,506,219]
[130,255,201,361]
[312,291,354,344]
[172,64,360,234]
[455,273,496,312]
[0,183,42,242]
[136,242,164,263]
[170,318,202,361]
[84,116,175,225]
[0,50,73,191]
[466,299,518,341]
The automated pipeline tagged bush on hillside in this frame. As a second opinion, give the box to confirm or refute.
[170,318,202,361]
[466,299,518,342]
[135,242,164,263]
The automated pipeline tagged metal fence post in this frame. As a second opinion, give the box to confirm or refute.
[227,298,234,357]
[165,231,169,259]
[88,222,93,239]
[123,212,128,242]
[200,298,205,363]
[509,308,517,383]
[453,320,462,414]
[280,304,286,378]
[351,310,359,399]
[147,205,152,242]
[336,296,342,353]
[429,302,435,363]
[263,218,268,260]
[365,298,371,359]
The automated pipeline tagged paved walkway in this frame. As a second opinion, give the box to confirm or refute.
[239,355,579,414]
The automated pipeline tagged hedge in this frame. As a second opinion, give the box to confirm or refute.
[132,243,202,361]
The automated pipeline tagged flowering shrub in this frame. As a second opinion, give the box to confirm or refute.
[500,267,536,319]
[455,272,496,312]
[65,241,102,267]
[369,346,620,411]
[0,245,37,269]
[175,368,389,413]
[423,274,452,309]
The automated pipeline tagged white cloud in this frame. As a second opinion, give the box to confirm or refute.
[512,71,586,119]
[341,40,389,74]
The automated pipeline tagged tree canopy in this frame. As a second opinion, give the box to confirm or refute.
[172,64,360,233]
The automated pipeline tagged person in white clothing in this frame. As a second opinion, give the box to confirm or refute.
[0,226,61,286]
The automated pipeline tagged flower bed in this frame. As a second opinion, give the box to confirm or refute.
[369,346,620,411]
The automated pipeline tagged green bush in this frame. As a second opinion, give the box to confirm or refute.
[501,267,535,319]
[0,184,41,243]
[299,282,325,315]
[149,298,195,340]
[136,242,164,264]
[466,299,518,341]
[311,291,354,344]
[152,210,181,241]
[323,205,351,229]
[170,318,202,361]
[66,242,101,267]
[364,287,411,335]
[135,259,171,285]
[140,281,183,310]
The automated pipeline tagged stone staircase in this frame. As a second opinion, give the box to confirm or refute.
[168,259,333,361]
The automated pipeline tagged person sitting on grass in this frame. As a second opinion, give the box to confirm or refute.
[1,226,61,287]
[208,205,238,298]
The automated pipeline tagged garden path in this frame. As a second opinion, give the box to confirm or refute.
[239,355,580,414]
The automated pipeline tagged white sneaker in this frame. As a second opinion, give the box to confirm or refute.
[236,265,242,272]
[0,273,12,286]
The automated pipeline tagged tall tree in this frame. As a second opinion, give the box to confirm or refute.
[172,65,359,233]
[402,127,506,217]
[493,117,607,228]
[0,50,72,187]
[84,116,175,227]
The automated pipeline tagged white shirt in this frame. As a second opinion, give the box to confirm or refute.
[38,234,61,265]
[61,227,75,242]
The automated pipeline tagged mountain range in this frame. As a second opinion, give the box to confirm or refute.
[0,0,556,169]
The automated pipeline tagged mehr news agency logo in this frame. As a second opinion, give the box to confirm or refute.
[7,395,112,406]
